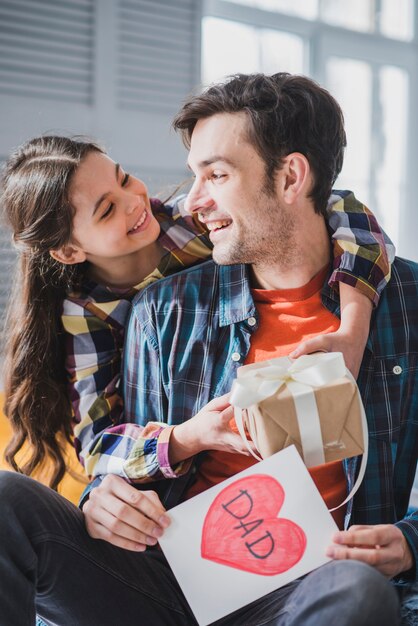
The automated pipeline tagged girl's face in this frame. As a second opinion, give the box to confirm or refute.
[68,151,160,265]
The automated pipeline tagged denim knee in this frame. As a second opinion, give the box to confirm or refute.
[285,559,400,626]
[338,560,394,597]
[325,560,400,624]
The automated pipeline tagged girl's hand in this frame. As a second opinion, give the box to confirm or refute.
[169,394,256,465]
[83,474,170,551]
[291,283,373,379]
[289,329,366,379]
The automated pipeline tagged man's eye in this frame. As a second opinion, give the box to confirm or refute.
[101,203,114,220]
[122,173,130,186]
[211,173,225,181]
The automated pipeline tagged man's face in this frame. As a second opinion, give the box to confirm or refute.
[185,112,296,269]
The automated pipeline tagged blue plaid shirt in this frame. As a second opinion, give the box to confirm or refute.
[124,256,418,584]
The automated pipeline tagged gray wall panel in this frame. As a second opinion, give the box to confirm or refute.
[0,0,203,340]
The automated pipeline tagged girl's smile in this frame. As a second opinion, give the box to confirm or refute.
[128,206,152,234]
[52,151,164,287]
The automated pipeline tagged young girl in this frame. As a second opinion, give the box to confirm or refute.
[1,135,394,492]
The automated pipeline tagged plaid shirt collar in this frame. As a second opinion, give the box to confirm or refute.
[216,263,381,362]
[218,262,339,321]
[218,264,257,327]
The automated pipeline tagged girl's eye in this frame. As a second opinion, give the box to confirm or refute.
[101,203,114,220]
[122,172,130,187]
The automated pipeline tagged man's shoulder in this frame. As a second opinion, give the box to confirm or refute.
[377,256,418,312]
[386,256,418,295]
[371,256,418,351]
[393,255,418,270]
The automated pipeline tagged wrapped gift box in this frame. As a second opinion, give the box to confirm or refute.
[231,352,365,468]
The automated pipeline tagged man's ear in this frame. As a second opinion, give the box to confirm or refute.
[49,245,86,265]
[280,153,311,204]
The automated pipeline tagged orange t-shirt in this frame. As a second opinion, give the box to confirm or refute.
[186,266,347,528]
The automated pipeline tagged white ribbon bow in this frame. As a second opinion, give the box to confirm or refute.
[230,352,368,512]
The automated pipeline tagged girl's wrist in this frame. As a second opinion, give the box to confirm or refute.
[168,421,201,465]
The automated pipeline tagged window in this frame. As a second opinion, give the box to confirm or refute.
[224,0,318,20]
[202,18,305,83]
[322,0,414,40]
[202,0,418,260]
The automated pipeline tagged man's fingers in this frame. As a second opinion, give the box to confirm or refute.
[140,490,171,522]
[84,492,167,548]
[333,525,397,548]
[126,490,170,528]
[97,475,170,527]
[327,524,410,578]
[84,505,154,549]
[88,520,148,552]
[84,476,172,550]
[88,491,168,538]
[93,527,147,552]
[326,545,385,568]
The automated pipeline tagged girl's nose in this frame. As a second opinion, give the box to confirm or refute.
[125,195,139,215]
[125,178,149,215]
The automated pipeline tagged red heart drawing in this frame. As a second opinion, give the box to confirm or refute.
[201,474,306,576]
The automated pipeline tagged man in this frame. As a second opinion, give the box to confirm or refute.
[0,73,415,626]
[118,73,417,623]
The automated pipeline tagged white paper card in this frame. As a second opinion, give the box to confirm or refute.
[159,445,338,625]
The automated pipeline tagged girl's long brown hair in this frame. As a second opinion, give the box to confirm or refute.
[1,136,103,489]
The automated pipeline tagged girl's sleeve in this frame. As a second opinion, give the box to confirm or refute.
[326,190,396,306]
[62,298,190,485]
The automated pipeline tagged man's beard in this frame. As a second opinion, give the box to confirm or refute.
[212,187,297,270]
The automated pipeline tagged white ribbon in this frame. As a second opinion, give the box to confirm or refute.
[231,353,346,466]
[230,352,368,512]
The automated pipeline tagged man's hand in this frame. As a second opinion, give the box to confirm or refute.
[169,394,257,465]
[326,524,414,578]
[83,474,171,551]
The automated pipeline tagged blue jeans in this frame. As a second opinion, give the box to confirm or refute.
[0,471,401,626]
[400,583,418,626]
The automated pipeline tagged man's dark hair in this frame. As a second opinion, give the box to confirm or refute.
[173,73,346,216]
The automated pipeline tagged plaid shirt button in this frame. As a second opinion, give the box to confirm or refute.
[392,365,402,375]
[231,352,241,362]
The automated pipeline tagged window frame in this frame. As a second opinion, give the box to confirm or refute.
[202,0,418,260]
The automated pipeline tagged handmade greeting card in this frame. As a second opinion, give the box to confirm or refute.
[159,445,338,626]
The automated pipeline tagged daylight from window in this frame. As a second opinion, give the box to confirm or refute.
[202,0,416,257]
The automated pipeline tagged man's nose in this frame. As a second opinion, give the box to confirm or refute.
[184,180,214,214]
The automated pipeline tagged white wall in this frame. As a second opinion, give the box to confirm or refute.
[0,0,202,322]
